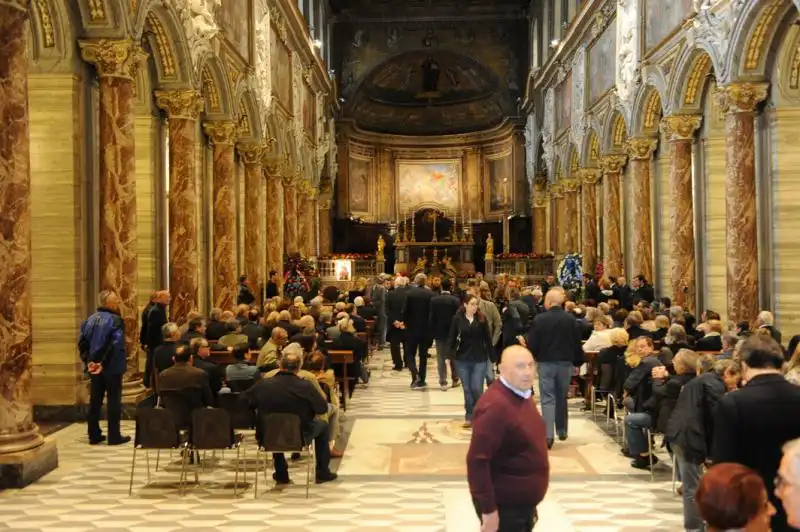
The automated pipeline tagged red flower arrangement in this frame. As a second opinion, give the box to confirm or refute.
[595,261,605,280]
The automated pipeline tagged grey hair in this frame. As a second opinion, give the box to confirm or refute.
[98,290,116,307]
[161,322,179,338]
[722,332,739,349]
[782,438,800,463]
[209,307,222,320]
[414,273,427,286]
[394,276,406,288]
[669,305,684,320]
[310,296,323,307]
[757,310,774,326]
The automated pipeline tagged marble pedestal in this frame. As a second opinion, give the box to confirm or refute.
[0,440,58,489]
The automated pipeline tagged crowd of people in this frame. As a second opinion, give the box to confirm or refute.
[78,269,800,531]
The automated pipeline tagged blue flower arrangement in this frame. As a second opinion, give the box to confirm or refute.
[557,253,583,291]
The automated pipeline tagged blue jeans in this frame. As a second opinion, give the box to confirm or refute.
[624,412,652,456]
[673,445,705,531]
[456,360,487,421]
[537,361,572,441]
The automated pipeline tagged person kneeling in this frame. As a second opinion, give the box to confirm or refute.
[242,352,338,485]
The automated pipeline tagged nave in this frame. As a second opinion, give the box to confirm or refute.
[0,350,682,532]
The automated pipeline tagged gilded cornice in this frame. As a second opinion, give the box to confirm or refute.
[79,39,147,80]
[203,120,238,146]
[340,119,521,150]
[599,154,628,174]
[660,114,702,141]
[626,137,658,161]
[714,82,770,114]
[155,89,204,119]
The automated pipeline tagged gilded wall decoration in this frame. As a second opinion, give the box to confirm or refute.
[588,17,617,105]
[555,73,572,134]
[644,0,694,53]
[215,0,251,62]
[396,160,461,214]
[348,156,372,212]
[302,81,315,137]
[271,25,292,111]
[488,155,513,213]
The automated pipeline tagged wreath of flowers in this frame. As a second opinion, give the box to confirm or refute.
[283,253,318,299]
[557,253,583,290]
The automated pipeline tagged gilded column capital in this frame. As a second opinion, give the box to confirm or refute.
[580,168,602,185]
[549,182,565,199]
[203,121,238,146]
[599,154,628,174]
[282,175,296,189]
[627,137,658,160]
[237,142,268,165]
[660,114,703,141]
[714,82,769,114]
[562,178,581,193]
[155,89,204,119]
[0,0,30,12]
[79,39,146,80]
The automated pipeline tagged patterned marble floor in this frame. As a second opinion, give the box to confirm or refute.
[0,349,684,531]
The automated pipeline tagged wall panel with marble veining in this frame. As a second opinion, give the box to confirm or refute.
[771,107,800,338]
[702,90,727,323]
[134,114,159,309]
[655,139,671,294]
[623,163,634,277]
[199,139,211,313]
[237,160,245,276]
[29,74,88,405]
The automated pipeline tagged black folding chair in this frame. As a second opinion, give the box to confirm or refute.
[254,413,314,499]
[217,393,257,431]
[129,407,186,495]
[228,379,256,393]
[188,408,246,495]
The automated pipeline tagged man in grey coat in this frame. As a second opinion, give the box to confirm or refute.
[371,274,390,349]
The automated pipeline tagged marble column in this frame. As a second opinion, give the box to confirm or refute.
[318,198,333,255]
[716,83,769,324]
[562,179,580,253]
[283,177,299,255]
[600,155,627,278]
[79,39,144,391]
[580,169,601,276]
[627,137,657,282]
[550,184,564,253]
[661,115,702,311]
[238,142,268,305]
[296,189,310,257]
[308,194,319,257]
[203,121,238,311]
[0,0,58,482]
[265,164,285,284]
[155,89,204,322]
[532,176,548,253]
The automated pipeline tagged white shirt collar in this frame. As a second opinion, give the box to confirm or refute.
[500,376,532,399]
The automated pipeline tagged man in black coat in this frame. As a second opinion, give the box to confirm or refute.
[612,276,634,310]
[429,278,461,390]
[526,288,583,449]
[582,274,600,304]
[386,276,409,371]
[632,275,655,305]
[403,273,436,389]
[237,275,256,306]
[712,335,800,532]
[144,290,169,388]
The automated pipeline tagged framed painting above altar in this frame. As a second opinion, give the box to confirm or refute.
[396,159,461,215]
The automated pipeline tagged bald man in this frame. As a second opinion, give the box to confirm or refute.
[467,346,549,532]
[777,438,800,531]
[526,288,583,449]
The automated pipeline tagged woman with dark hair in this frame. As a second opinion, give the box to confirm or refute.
[448,294,493,428]
[696,463,775,532]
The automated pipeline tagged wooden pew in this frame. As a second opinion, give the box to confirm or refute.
[328,349,354,411]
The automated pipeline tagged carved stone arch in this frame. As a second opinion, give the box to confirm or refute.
[565,144,580,177]
[630,85,664,137]
[236,90,265,142]
[264,112,282,159]
[135,0,194,86]
[197,56,234,118]
[727,0,796,82]
[772,21,800,105]
[601,109,628,154]
[641,64,669,113]
[553,157,563,182]
[581,127,601,168]
[668,47,715,115]
[28,0,75,66]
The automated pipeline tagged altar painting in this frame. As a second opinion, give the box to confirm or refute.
[397,160,461,214]
[349,156,371,212]
[488,156,512,213]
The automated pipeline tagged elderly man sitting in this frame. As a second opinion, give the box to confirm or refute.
[257,327,288,372]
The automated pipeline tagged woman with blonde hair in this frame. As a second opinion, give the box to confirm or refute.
[785,343,800,385]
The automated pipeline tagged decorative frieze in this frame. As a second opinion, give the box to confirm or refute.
[174,0,221,75]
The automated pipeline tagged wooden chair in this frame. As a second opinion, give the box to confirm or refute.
[328,350,354,411]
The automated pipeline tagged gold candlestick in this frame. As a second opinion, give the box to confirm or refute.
[411,211,416,242]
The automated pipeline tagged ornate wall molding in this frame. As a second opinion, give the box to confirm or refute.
[542,87,556,179]
[714,81,769,113]
[615,0,641,124]
[660,114,703,141]
[627,137,658,160]
[524,112,539,187]
[79,39,147,80]
[252,6,272,118]
[173,0,222,78]
[688,0,748,83]
[571,47,588,153]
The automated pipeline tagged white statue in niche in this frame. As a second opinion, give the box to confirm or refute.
[177,0,221,69]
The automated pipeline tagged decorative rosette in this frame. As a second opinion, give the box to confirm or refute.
[557,253,583,290]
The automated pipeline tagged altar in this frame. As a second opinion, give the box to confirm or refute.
[393,208,475,276]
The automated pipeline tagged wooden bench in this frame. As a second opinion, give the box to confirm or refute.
[328,349,354,411]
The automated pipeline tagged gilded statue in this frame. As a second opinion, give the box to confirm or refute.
[376,234,385,260]
[485,233,495,260]
[415,256,426,272]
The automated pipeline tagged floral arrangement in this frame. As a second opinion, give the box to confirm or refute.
[495,252,556,260]
[595,260,605,281]
[318,253,375,260]
[283,253,317,299]
[557,253,583,290]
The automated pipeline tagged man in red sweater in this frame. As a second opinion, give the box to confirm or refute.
[467,345,550,532]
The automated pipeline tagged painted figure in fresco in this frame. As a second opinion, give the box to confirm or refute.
[421,56,441,93]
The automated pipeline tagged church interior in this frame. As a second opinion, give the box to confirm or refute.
[1,0,799,530]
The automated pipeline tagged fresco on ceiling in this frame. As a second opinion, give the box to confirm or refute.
[271,28,292,111]
[349,156,371,212]
[555,73,572,134]
[644,0,694,52]
[216,0,251,62]
[588,18,617,105]
[397,160,461,214]
[488,155,513,213]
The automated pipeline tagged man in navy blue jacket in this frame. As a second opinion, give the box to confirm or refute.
[79,290,130,445]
